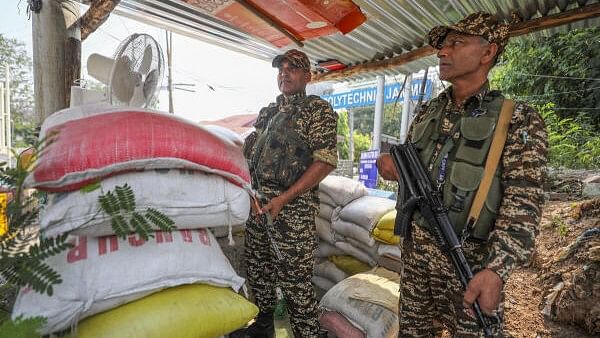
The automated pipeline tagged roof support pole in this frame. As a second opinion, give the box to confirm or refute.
[400,73,413,144]
[372,75,384,151]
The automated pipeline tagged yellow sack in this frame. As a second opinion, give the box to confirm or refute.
[76,284,258,338]
[375,210,396,231]
[329,255,371,276]
[371,210,400,244]
[372,228,400,245]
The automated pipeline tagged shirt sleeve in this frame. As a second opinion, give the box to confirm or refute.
[307,99,338,167]
[485,102,548,283]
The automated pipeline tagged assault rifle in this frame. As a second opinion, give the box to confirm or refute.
[390,143,494,337]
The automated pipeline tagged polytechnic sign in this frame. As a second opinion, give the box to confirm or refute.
[321,79,433,110]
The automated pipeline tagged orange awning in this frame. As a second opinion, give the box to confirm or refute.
[182,0,366,48]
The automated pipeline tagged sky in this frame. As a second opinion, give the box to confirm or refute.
[0,0,280,123]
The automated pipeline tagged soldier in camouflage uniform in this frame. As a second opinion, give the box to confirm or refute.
[234,49,338,338]
[377,12,548,337]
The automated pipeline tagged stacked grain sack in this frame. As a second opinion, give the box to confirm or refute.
[332,195,396,266]
[371,210,403,272]
[316,177,402,338]
[313,176,367,295]
[12,105,257,337]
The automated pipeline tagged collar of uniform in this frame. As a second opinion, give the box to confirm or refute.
[277,90,307,106]
[442,82,490,110]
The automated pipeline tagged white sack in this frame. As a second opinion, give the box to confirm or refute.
[314,260,348,283]
[377,244,402,260]
[319,176,368,206]
[332,218,376,248]
[316,241,345,258]
[319,267,399,338]
[346,237,380,259]
[312,276,336,292]
[319,192,336,208]
[339,196,396,231]
[316,216,336,244]
[41,169,250,238]
[335,241,377,267]
[12,229,244,335]
[319,203,338,221]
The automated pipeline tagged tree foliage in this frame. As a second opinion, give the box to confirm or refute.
[492,27,600,168]
[336,110,349,159]
[0,34,36,148]
[491,28,600,128]
[537,103,600,169]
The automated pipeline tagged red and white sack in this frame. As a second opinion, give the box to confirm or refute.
[12,229,244,335]
[40,169,250,238]
[319,311,365,338]
[27,108,251,192]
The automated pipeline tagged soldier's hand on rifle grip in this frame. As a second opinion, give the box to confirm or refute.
[250,195,263,216]
[261,195,287,221]
[376,154,400,181]
[462,268,503,316]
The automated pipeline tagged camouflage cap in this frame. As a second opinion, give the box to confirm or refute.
[427,12,509,51]
[272,49,311,71]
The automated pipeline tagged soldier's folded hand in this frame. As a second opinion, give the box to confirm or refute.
[376,153,400,181]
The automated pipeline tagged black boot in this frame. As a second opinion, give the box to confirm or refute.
[229,311,275,338]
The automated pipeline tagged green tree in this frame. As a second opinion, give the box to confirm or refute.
[352,131,371,164]
[336,109,349,159]
[0,34,36,148]
[491,28,600,128]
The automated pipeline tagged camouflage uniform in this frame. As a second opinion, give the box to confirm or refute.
[398,13,548,337]
[243,68,338,337]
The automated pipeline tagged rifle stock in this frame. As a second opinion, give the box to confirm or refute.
[390,143,494,337]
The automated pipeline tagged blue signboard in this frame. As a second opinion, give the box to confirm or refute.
[359,149,380,189]
[321,79,433,110]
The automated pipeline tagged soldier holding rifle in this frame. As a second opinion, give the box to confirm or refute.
[377,12,548,337]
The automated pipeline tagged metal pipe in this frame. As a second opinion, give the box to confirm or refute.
[372,75,384,150]
[400,73,413,143]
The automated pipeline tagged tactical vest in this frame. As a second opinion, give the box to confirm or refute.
[249,95,319,189]
[410,92,505,241]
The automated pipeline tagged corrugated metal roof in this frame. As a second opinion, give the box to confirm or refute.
[110,0,600,82]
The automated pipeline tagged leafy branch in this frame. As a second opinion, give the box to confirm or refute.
[0,138,72,301]
[98,184,175,240]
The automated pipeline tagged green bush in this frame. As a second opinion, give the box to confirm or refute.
[537,103,600,169]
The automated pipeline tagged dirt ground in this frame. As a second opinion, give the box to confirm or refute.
[503,199,599,338]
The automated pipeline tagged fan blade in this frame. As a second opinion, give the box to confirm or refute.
[111,55,138,104]
[143,69,159,103]
[138,44,153,75]
[129,83,147,107]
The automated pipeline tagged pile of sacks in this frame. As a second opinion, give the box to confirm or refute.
[313,176,404,338]
[12,105,257,337]
[313,176,399,294]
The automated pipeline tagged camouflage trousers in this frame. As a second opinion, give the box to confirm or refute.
[245,186,319,338]
[398,225,505,337]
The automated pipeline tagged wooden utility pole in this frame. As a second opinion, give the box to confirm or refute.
[32,0,80,124]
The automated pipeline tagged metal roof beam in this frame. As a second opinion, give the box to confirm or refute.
[311,2,600,83]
